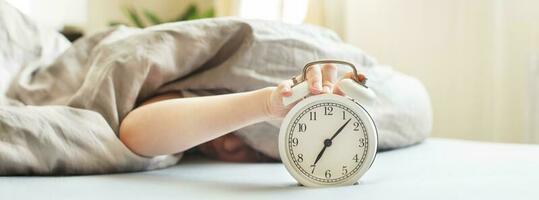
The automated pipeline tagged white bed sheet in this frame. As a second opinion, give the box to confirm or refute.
[1,138,538,200]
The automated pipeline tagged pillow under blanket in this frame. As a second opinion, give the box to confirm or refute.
[0,0,70,95]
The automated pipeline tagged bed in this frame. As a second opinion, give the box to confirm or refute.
[1,138,537,200]
[1,2,536,199]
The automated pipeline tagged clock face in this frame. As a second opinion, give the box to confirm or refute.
[279,94,377,186]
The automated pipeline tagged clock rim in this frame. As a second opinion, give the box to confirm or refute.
[278,94,378,187]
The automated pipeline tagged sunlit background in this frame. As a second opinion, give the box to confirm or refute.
[6,0,538,144]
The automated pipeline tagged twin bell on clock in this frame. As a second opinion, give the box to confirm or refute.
[279,60,378,187]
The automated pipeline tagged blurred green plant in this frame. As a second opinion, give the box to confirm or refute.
[109,4,215,28]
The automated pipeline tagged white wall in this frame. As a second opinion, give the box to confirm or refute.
[341,0,539,143]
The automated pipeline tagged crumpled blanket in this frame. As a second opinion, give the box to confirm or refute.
[0,1,432,175]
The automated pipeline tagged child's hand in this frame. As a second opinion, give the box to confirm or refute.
[266,64,342,118]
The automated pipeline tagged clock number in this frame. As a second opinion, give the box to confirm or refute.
[297,153,303,163]
[310,164,316,174]
[298,123,307,132]
[309,111,317,121]
[325,170,332,179]
[359,138,366,147]
[353,154,359,162]
[342,166,348,175]
[342,111,346,120]
[324,106,333,115]
[292,138,299,147]
[353,122,360,131]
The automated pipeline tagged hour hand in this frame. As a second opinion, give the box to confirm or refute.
[313,146,327,165]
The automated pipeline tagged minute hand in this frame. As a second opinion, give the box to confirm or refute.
[313,118,352,165]
[330,118,352,141]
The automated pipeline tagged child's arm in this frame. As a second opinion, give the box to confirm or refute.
[119,64,339,157]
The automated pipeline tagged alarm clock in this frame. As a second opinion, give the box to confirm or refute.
[279,60,378,187]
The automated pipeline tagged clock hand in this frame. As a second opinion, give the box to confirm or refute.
[329,118,352,141]
[313,145,327,165]
[313,118,352,165]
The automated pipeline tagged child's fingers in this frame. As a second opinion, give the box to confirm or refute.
[333,71,366,96]
[278,80,294,97]
[333,72,353,96]
[306,65,323,94]
[321,64,337,93]
[339,71,366,82]
[340,71,356,80]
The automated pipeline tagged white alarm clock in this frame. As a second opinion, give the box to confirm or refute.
[279,60,378,187]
